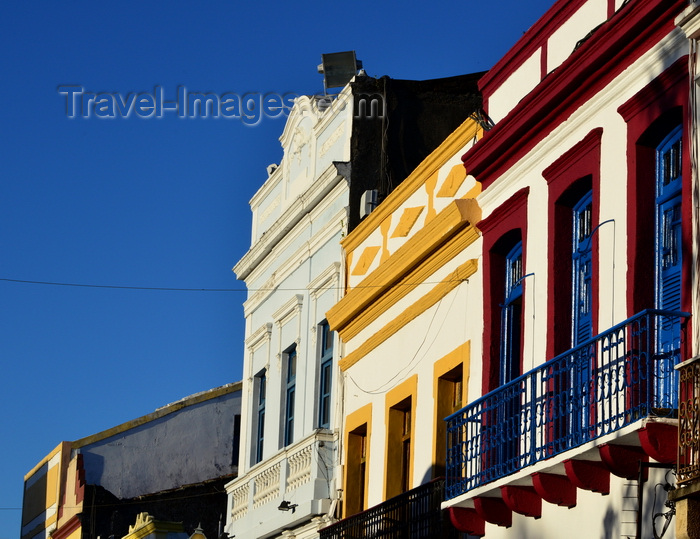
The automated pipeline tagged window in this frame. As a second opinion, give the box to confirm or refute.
[284,345,296,447]
[656,126,682,315]
[479,187,528,393]
[232,414,241,469]
[500,242,523,386]
[435,364,463,478]
[346,424,368,516]
[543,129,601,359]
[572,190,593,346]
[255,370,266,464]
[344,404,371,517]
[318,321,334,429]
[655,126,683,407]
[619,59,686,317]
[387,397,412,498]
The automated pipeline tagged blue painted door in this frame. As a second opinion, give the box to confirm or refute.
[501,242,523,386]
[572,191,593,346]
[571,191,594,442]
[655,126,682,409]
[499,242,523,473]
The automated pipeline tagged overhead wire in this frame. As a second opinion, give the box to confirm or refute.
[0,275,468,293]
[348,276,466,395]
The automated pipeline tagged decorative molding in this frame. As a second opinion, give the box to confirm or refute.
[307,262,341,298]
[476,187,530,235]
[337,225,480,343]
[246,323,273,352]
[273,295,304,328]
[437,165,468,198]
[339,259,478,371]
[617,57,687,121]
[341,118,482,253]
[542,128,604,182]
[235,163,347,280]
[464,0,686,190]
[329,199,481,338]
[242,204,347,316]
[390,207,425,238]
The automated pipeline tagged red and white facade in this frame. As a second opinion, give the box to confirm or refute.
[441,0,697,537]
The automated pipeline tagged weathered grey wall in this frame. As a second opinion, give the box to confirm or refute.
[79,388,241,498]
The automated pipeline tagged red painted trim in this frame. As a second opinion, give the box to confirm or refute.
[638,422,678,463]
[599,443,649,479]
[474,496,512,528]
[564,458,610,494]
[479,0,587,100]
[447,507,486,536]
[618,58,691,338]
[75,454,86,504]
[463,0,686,190]
[543,128,603,359]
[607,0,616,19]
[500,485,542,518]
[531,472,577,507]
[540,41,548,81]
[478,188,530,394]
[52,514,81,539]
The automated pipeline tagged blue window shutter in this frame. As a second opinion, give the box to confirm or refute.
[284,346,297,446]
[655,126,682,408]
[572,191,593,346]
[318,321,333,429]
[256,371,266,463]
[500,242,523,386]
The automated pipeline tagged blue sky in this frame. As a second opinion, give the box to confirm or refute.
[0,1,555,537]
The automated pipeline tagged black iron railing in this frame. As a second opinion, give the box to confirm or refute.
[320,479,463,539]
[445,309,688,500]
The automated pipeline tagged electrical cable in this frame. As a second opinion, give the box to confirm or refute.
[0,275,468,293]
[348,277,464,395]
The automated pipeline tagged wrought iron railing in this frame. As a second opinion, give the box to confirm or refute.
[320,479,463,539]
[678,355,700,485]
[445,309,688,500]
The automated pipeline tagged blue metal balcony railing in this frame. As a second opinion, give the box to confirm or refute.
[445,309,689,500]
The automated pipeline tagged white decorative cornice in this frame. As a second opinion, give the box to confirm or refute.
[234,163,348,280]
[676,1,700,40]
[246,322,273,352]
[308,262,342,299]
[242,206,347,316]
[273,294,304,327]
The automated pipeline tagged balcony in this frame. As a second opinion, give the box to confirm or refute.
[319,479,463,539]
[226,430,336,539]
[678,354,700,485]
[444,309,688,529]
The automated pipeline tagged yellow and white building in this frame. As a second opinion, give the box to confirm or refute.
[324,115,483,535]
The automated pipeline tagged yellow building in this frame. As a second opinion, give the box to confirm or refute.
[21,383,241,539]
[323,115,483,536]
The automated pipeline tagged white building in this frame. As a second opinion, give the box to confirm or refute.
[324,0,698,537]
[225,89,352,539]
[225,65,485,539]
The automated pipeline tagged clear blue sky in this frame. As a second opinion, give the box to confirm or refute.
[0,1,554,537]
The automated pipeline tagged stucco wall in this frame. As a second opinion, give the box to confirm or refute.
[78,388,241,498]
